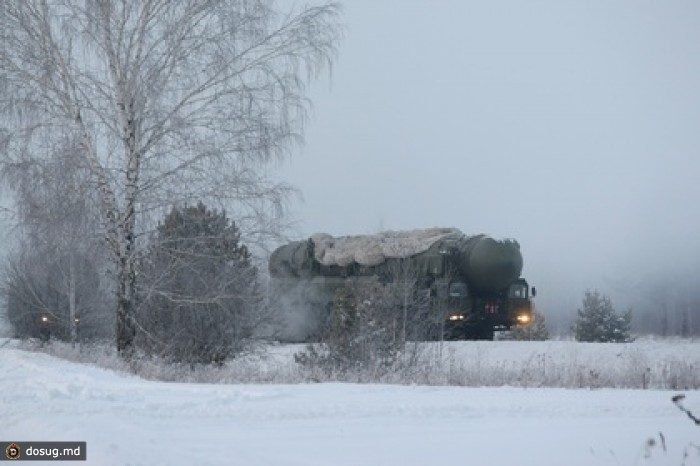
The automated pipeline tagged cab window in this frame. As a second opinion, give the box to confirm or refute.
[449,282,469,298]
[509,284,528,298]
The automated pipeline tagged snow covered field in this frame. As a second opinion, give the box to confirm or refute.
[2,339,699,465]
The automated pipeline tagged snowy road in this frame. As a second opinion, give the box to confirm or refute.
[1,347,698,465]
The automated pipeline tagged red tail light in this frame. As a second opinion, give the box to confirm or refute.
[485,302,499,314]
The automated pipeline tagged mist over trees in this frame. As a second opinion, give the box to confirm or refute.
[630,273,700,338]
[530,269,700,339]
[1,140,112,342]
[0,1,341,357]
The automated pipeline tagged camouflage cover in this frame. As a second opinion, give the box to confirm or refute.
[310,227,462,267]
[269,228,523,293]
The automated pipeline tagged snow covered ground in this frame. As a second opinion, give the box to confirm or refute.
[2,340,699,466]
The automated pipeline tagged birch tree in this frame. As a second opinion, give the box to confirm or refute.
[0,1,340,356]
[382,257,432,344]
[2,135,108,343]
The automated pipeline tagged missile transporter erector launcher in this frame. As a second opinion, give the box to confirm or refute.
[269,228,534,341]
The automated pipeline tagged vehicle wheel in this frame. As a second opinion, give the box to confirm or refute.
[467,324,494,341]
[476,327,495,341]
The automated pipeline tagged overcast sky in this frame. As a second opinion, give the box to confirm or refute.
[278,1,700,319]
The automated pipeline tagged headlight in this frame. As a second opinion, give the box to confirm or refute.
[448,314,465,321]
[516,314,531,324]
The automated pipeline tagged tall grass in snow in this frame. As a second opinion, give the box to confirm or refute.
[14,337,700,389]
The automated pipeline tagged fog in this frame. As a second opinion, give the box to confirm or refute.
[279,1,700,332]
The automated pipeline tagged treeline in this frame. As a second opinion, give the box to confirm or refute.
[632,278,700,338]
[3,200,267,366]
[0,1,341,360]
[544,278,700,339]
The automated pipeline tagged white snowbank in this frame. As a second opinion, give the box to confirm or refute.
[311,227,462,266]
[2,341,700,465]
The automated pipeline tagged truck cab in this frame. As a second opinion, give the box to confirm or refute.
[442,278,533,340]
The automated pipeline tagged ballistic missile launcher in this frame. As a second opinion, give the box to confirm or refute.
[269,228,534,341]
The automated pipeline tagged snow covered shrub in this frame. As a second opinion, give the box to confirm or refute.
[295,275,432,381]
[295,279,400,378]
[294,255,435,381]
[572,290,632,343]
[135,203,263,365]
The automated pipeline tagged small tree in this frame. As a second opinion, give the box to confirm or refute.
[572,290,632,343]
[381,257,433,343]
[136,203,262,365]
[503,310,549,341]
[295,277,407,379]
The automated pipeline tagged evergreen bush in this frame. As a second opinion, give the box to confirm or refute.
[572,290,632,343]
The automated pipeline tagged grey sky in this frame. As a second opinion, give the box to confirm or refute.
[279,1,700,320]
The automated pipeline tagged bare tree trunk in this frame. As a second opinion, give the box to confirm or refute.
[402,288,408,344]
[114,119,140,356]
[116,249,136,354]
[69,253,77,344]
[116,196,138,355]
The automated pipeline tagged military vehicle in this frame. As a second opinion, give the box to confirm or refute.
[269,228,534,341]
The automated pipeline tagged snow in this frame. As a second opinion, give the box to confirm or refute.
[2,340,699,465]
[311,227,462,266]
